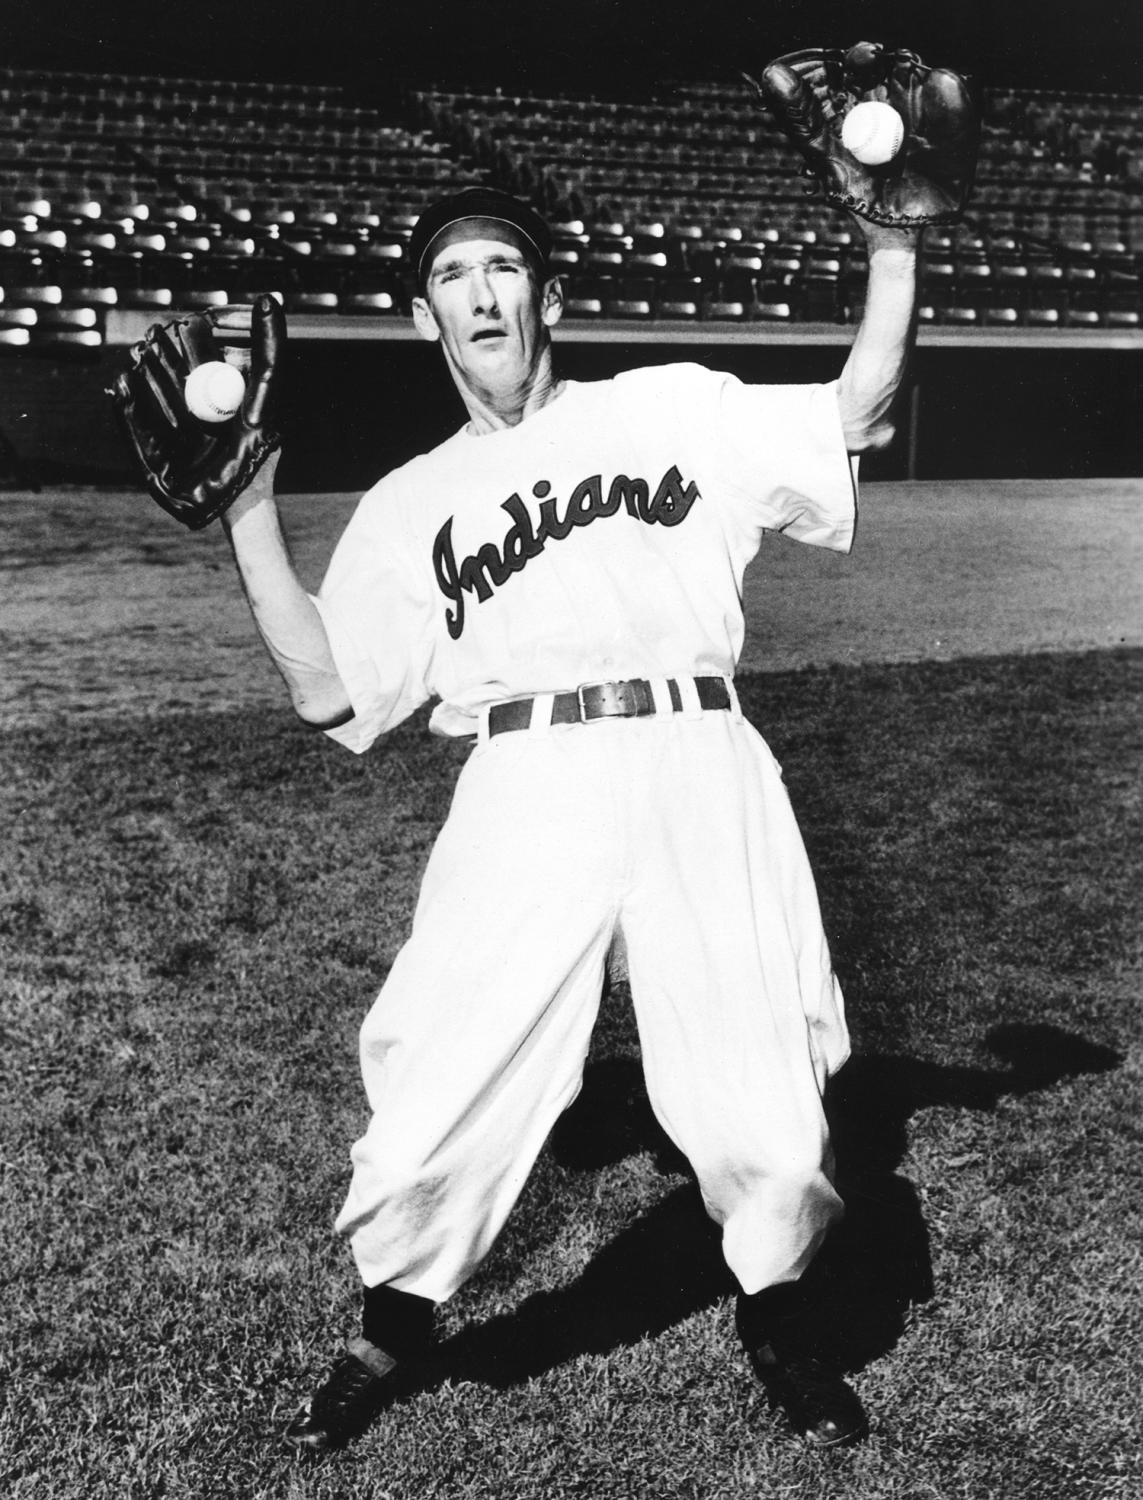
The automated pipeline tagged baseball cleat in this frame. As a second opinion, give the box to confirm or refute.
[747,1342,869,1448]
[283,1339,399,1452]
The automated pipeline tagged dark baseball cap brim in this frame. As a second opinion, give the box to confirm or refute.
[409,188,552,284]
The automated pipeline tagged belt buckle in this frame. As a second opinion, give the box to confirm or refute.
[576,679,652,722]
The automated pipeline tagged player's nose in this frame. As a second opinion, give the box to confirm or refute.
[468,269,499,315]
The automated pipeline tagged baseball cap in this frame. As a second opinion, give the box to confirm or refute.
[408,187,553,286]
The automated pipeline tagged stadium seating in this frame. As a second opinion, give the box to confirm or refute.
[0,66,1140,345]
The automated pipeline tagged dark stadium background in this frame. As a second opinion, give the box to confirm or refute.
[4,1,1140,95]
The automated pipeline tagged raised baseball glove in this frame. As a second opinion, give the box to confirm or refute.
[108,294,286,530]
[747,41,978,227]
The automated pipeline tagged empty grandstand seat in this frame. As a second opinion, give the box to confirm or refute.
[765,250,803,276]
[938,305,979,326]
[629,222,665,244]
[604,276,655,318]
[549,245,582,272]
[1023,305,1061,328]
[814,229,854,251]
[722,251,765,276]
[71,228,119,254]
[64,283,118,306]
[1105,300,1140,328]
[208,234,255,258]
[30,326,102,350]
[18,227,68,254]
[342,290,400,316]
[117,286,174,309]
[563,275,609,318]
[626,249,669,275]
[130,229,168,254]
[35,304,98,329]
[3,283,62,305]
[653,276,701,319]
[701,272,755,320]
[1064,300,1103,327]
[7,195,53,218]
[958,258,994,284]
[583,246,626,273]
[921,257,956,288]
[186,257,268,301]
[244,201,297,227]
[980,295,1021,326]
[1028,262,1066,288]
[285,290,339,313]
[312,239,359,264]
[168,232,217,258]
[180,288,230,309]
[804,250,842,275]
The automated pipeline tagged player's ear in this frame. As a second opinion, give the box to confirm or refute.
[540,274,564,329]
[411,296,441,343]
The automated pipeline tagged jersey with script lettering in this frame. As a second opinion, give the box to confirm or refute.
[313,362,856,746]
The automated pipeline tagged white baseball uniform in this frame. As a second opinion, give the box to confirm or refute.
[312,362,857,1304]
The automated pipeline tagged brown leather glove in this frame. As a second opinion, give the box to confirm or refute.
[108,294,286,530]
[748,41,979,227]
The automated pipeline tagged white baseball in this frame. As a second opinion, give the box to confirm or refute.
[184,361,246,423]
[841,101,905,166]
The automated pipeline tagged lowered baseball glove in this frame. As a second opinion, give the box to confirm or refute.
[108,293,286,530]
[747,41,978,227]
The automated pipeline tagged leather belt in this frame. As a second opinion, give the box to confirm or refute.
[487,676,731,737]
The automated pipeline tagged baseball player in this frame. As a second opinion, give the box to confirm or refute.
[110,44,976,1455]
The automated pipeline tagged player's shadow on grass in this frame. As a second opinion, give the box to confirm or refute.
[433,1020,1120,1391]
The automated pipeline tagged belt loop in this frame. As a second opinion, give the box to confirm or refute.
[724,675,743,720]
[677,675,703,718]
[529,692,556,731]
[648,676,673,715]
[478,705,492,746]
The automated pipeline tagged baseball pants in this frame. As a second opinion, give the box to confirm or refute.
[335,685,850,1304]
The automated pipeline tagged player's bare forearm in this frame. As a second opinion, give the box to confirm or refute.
[222,456,355,729]
[836,222,920,453]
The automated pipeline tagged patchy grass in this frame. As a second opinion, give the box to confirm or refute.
[1,650,1140,1499]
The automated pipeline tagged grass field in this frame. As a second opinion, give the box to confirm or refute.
[2,643,1140,1499]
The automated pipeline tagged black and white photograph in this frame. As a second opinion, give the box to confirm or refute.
[2,2,1140,1496]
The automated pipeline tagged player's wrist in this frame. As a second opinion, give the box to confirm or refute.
[222,450,281,528]
[220,480,270,532]
[859,221,922,257]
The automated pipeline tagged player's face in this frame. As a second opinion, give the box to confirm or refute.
[412,233,563,407]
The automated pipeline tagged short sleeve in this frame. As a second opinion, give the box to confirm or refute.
[701,373,858,555]
[309,480,435,753]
